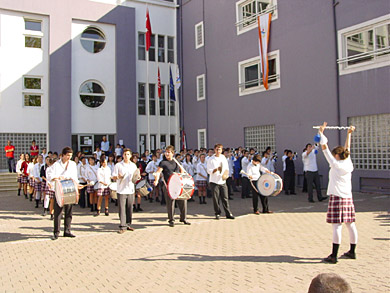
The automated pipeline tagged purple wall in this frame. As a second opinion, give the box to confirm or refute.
[180,0,390,191]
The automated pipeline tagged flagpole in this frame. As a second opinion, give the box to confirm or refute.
[157,65,160,150]
[146,51,151,153]
[168,64,171,147]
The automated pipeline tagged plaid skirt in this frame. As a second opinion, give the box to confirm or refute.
[46,190,55,199]
[29,178,35,187]
[97,187,111,197]
[196,180,207,188]
[17,174,22,183]
[326,195,356,224]
[21,176,28,184]
[34,181,42,192]
[87,185,97,194]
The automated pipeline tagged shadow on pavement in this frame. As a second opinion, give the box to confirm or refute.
[129,253,323,264]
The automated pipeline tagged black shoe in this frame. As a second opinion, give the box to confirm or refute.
[105,209,109,216]
[52,234,59,240]
[133,206,137,212]
[308,199,315,203]
[137,207,143,212]
[285,191,290,195]
[180,220,191,225]
[226,214,235,219]
[50,214,54,220]
[342,251,356,259]
[319,196,329,202]
[290,192,297,195]
[323,254,337,264]
[94,210,100,217]
[63,233,76,238]
[215,214,220,220]
[24,194,28,199]
[169,222,175,227]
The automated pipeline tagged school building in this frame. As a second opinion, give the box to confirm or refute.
[0,0,389,192]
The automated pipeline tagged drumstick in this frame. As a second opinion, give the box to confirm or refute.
[239,171,260,194]
[172,157,189,176]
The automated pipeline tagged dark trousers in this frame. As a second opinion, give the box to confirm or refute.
[302,171,308,192]
[162,184,187,223]
[284,173,295,193]
[305,171,322,200]
[54,202,73,236]
[251,182,269,213]
[241,177,251,198]
[7,157,15,173]
[118,193,135,229]
[226,177,234,196]
[78,183,87,208]
[210,182,232,216]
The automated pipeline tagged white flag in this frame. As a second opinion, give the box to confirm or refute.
[175,64,181,89]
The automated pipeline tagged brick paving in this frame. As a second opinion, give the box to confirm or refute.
[0,189,389,292]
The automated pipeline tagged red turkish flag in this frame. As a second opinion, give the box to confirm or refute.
[157,66,161,98]
[146,8,152,51]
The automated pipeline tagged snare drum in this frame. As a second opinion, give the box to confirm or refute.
[109,182,117,199]
[256,173,283,197]
[167,173,195,200]
[136,180,152,197]
[54,179,79,207]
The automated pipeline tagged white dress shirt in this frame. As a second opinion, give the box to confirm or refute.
[196,162,208,181]
[241,157,250,178]
[145,160,159,180]
[112,161,137,194]
[182,161,195,176]
[33,163,44,182]
[247,162,269,181]
[86,165,98,183]
[302,147,319,172]
[46,159,79,186]
[101,141,110,152]
[206,154,229,185]
[97,166,112,189]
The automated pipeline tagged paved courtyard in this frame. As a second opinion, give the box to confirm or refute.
[0,189,389,292]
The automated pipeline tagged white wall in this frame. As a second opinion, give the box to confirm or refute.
[71,20,116,134]
[0,10,49,133]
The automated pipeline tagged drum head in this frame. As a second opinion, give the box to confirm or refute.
[109,182,117,191]
[136,180,146,190]
[257,174,277,196]
[167,173,182,200]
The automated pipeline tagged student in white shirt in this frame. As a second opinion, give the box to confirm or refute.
[318,122,358,264]
[27,157,36,201]
[46,147,79,240]
[145,154,159,202]
[86,157,99,213]
[114,144,123,157]
[33,155,44,208]
[247,154,273,214]
[96,156,113,216]
[196,153,208,204]
[16,153,25,196]
[302,143,327,202]
[112,148,139,233]
[241,150,251,199]
[224,149,235,200]
[207,144,234,220]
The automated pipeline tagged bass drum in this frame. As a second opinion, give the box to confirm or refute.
[256,173,283,197]
[167,173,195,200]
[55,179,79,207]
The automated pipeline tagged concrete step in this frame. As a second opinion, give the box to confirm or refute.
[0,188,18,193]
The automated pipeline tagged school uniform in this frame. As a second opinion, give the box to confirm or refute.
[195,162,208,189]
[241,156,251,198]
[284,157,295,194]
[97,166,112,197]
[78,163,89,208]
[247,162,270,213]
[302,147,324,201]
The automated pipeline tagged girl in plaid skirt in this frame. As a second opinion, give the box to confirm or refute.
[16,154,25,196]
[318,122,358,264]
[20,153,31,198]
[96,156,112,216]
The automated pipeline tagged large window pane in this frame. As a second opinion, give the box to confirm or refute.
[24,77,41,90]
[168,36,175,63]
[149,34,156,62]
[149,84,156,115]
[158,35,165,62]
[24,95,41,107]
[138,33,146,60]
[244,64,259,88]
[25,37,41,48]
[80,27,106,54]
[25,20,41,31]
[160,85,166,116]
[138,83,146,115]
[347,29,374,65]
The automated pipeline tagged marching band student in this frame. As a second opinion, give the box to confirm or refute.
[196,153,208,204]
[318,122,358,264]
[86,157,99,213]
[96,156,112,216]
[241,150,251,199]
[284,150,296,195]
[224,149,235,200]
[20,153,31,198]
[182,153,195,202]
[114,144,123,157]
[192,149,200,170]
[112,148,139,233]
[16,154,25,196]
[153,145,190,227]
[41,148,48,160]
[78,157,89,209]
[27,157,36,201]
[107,154,116,174]
[47,147,79,240]
[40,157,53,217]
[145,154,159,202]
[33,155,44,208]
[265,147,276,172]
[93,146,102,161]
[207,144,235,220]
[131,154,144,212]
[247,154,272,214]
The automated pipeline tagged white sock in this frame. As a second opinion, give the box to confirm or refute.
[346,222,358,244]
[332,223,342,244]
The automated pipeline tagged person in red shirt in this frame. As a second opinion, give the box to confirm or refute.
[4,140,16,173]
[20,153,31,198]
[30,140,39,158]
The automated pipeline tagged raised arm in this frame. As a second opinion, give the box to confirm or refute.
[344,126,355,152]
[318,122,328,151]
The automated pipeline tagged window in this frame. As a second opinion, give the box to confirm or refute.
[79,81,105,108]
[195,21,204,49]
[198,129,207,149]
[236,0,277,35]
[80,27,106,54]
[150,134,157,151]
[160,85,166,116]
[338,15,390,75]
[23,76,42,107]
[238,50,280,96]
[158,35,165,62]
[168,36,175,63]
[25,20,41,31]
[170,134,176,148]
[25,36,42,48]
[138,33,146,60]
[139,134,146,154]
[138,83,146,115]
[197,74,206,101]
[160,134,166,148]
[149,34,156,62]
[149,84,156,115]
[244,124,275,151]
[169,100,175,116]
[348,114,390,170]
